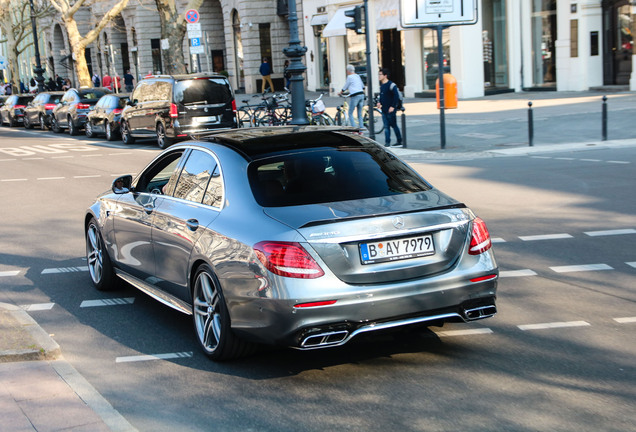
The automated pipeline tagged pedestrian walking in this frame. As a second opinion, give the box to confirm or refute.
[338,64,365,129]
[377,68,402,147]
[92,72,101,88]
[102,73,112,90]
[123,69,134,92]
[260,57,274,93]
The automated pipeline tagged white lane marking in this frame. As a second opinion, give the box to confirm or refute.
[555,157,575,160]
[23,157,45,160]
[21,303,55,311]
[436,328,493,337]
[81,154,103,158]
[520,233,573,241]
[1,178,28,182]
[116,352,193,363]
[0,270,20,277]
[0,158,17,162]
[81,298,135,308]
[550,263,613,273]
[37,176,65,181]
[614,317,636,323]
[607,161,630,164]
[530,156,552,159]
[627,262,636,269]
[580,159,602,162]
[518,321,590,331]
[500,269,538,278]
[491,237,506,243]
[41,266,89,274]
[585,229,636,237]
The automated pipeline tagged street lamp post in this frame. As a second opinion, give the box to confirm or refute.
[28,0,45,92]
[282,0,309,125]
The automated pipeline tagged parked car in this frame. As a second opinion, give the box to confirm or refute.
[120,73,237,149]
[85,93,129,140]
[50,87,111,135]
[23,91,66,130]
[0,94,35,127]
[85,126,498,361]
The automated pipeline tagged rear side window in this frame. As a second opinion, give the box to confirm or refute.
[171,150,221,206]
[249,148,431,207]
[173,78,232,106]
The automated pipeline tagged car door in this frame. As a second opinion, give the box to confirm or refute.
[111,149,187,280]
[92,96,107,133]
[55,90,74,127]
[151,149,223,300]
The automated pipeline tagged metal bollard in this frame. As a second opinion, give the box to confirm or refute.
[528,101,534,147]
[400,108,407,148]
[601,95,607,141]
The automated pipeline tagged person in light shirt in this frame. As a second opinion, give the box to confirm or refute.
[338,64,365,129]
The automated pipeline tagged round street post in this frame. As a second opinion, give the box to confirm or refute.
[283,0,309,125]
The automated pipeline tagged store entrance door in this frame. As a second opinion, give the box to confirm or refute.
[379,29,404,89]
[603,1,633,85]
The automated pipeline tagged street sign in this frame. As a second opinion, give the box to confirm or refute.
[400,0,477,27]
[187,23,201,32]
[185,9,199,24]
[190,45,204,55]
[187,29,202,39]
[191,37,201,47]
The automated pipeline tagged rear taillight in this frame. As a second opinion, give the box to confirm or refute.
[77,103,90,109]
[169,103,178,118]
[469,217,492,255]
[231,99,237,113]
[14,105,25,110]
[44,103,56,110]
[112,108,123,115]
[254,241,324,279]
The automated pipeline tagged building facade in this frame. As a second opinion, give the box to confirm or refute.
[301,0,636,98]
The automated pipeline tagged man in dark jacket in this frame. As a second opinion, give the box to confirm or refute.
[376,68,402,147]
[259,57,274,93]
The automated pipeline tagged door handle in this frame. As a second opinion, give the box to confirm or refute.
[142,204,154,214]
[186,219,199,231]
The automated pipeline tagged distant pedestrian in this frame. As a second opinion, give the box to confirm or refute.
[29,77,38,93]
[123,69,134,92]
[92,72,101,88]
[338,64,365,129]
[259,57,274,93]
[19,81,27,94]
[62,78,71,91]
[47,77,56,91]
[55,74,63,90]
[102,74,112,90]
[377,68,402,147]
[144,70,153,78]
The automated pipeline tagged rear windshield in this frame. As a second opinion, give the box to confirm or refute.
[79,90,108,100]
[173,78,232,106]
[249,148,431,207]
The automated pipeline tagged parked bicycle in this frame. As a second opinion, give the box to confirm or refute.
[306,93,334,125]
[334,92,384,135]
[254,92,292,126]
[237,95,265,128]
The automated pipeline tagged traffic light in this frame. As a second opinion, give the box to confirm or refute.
[345,5,365,34]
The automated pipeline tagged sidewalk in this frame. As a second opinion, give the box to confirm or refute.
[0,303,136,432]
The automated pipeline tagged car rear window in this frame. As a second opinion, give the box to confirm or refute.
[249,148,431,207]
[173,78,232,106]
[80,90,107,100]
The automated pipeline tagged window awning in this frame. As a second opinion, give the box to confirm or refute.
[310,14,328,26]
[322,8,352,38]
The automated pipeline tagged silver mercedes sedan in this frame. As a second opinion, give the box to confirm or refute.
[85,126,498,360]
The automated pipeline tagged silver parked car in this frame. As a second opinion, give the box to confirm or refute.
[85,126,498,360]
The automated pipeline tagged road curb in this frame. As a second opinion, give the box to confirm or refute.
[0,302,61,362]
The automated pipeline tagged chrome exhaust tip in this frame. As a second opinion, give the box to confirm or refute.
[301,330,349,348]
[463,305,497,321]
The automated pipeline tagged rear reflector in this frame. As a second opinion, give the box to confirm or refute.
[469,217,492,255]
[254,241,325,279]
[293,300,337,308]
[470,274,498,283]
[169,103,178,118]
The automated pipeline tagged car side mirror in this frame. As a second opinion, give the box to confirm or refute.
[112,175,133,194]
[127,99,136,106]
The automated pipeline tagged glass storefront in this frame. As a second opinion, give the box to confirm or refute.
[482,0,508,88]
[531,0,557,87]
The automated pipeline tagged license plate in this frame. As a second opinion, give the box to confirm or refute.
[359,234,435,264]
[194,116,219,123]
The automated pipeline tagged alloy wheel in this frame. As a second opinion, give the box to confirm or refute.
[193,270,223,354]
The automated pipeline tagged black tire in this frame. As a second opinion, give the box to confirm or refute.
[23,114,33,129]
[192,264,255,361]
[86,219,118,291]
[51,116,62,133]
[105,122,116,141]
[39,114,48,130]
[334,110,343,126]
[156,123,172,149]
[85,120,94,138]
[68,117,78,135]
[120,121,135,144]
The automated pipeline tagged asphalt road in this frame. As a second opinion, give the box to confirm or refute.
[0,125,634,431]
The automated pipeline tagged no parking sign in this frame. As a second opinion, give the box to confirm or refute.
[185,9,199,24]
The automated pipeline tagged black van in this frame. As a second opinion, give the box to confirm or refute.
[120,73,237,148]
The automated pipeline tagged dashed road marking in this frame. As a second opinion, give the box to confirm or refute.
[436,328,493,337]
[21,303,55,311]
[37,176,65,181]
[614,317,636,323]
[81,298,135,308]
[627,262,636,269]
[550,263,613,273]
[1,178,28,182]
[491,237,506,243]
[0,270,20,277]
[41,266,88,274]
[500,269,537,278]
[518,321,590,331]
[585,229,636,237]
[116,352,193,363]
[520,233,573,241]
